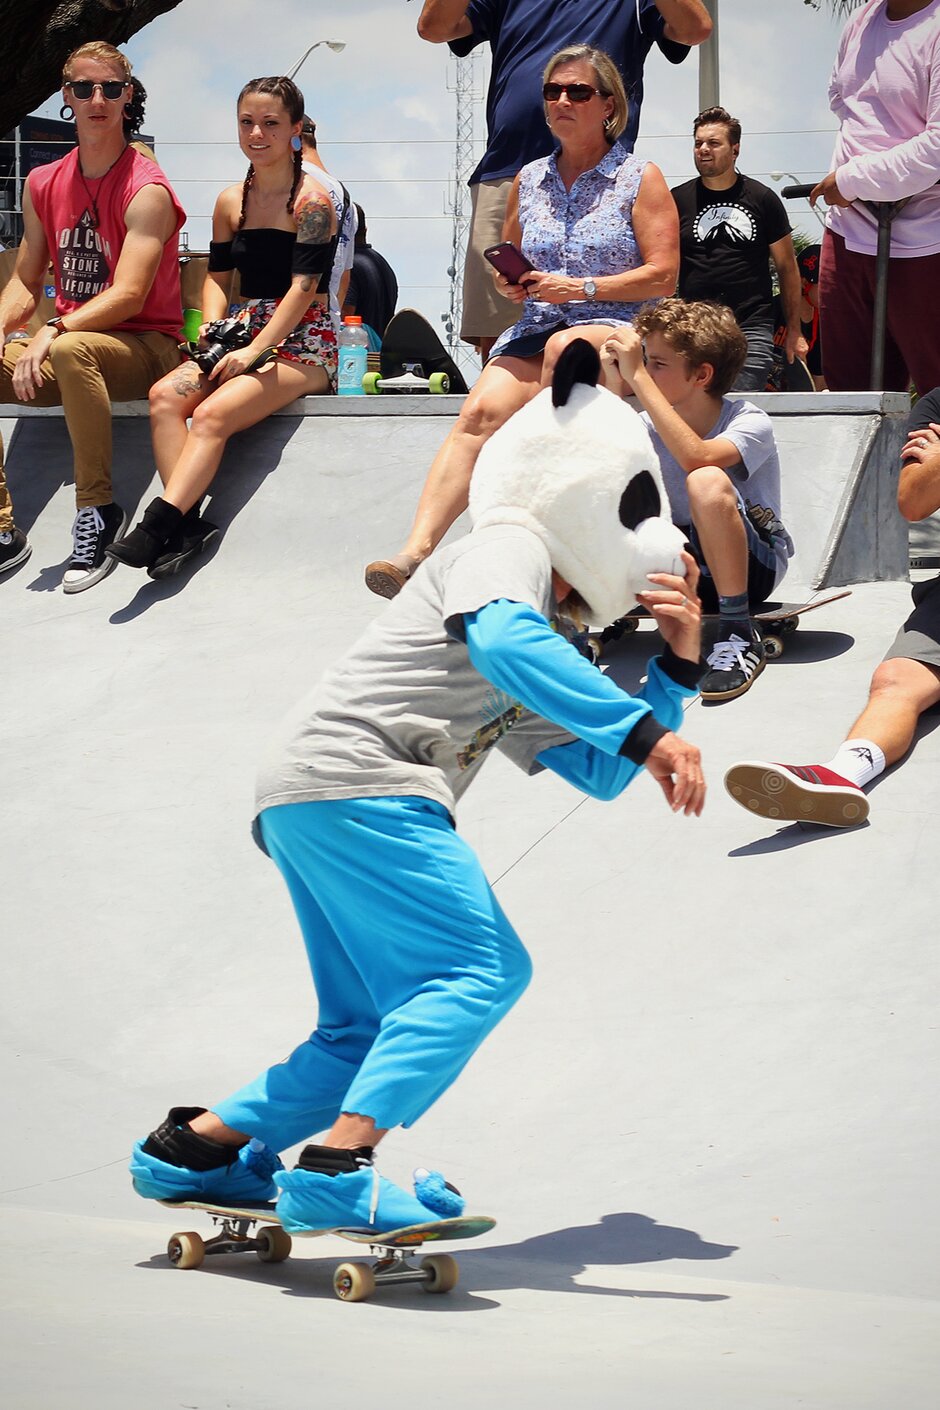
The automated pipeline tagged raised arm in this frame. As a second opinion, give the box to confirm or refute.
[655,0,713,45]
[417,0,474,43]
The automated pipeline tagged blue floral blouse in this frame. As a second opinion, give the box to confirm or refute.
[490,142,649,360]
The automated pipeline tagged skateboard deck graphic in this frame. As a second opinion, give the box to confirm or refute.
[364,308,469,395]
[587,590,852,661]
[157,1198,494,1301]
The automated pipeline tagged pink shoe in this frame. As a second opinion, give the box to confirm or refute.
[724,761,869,827]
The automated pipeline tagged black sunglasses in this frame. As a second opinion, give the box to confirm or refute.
[543,82,607,104]
[66,79,128,101]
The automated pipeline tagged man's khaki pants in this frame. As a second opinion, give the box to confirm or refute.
[0,329,181,533]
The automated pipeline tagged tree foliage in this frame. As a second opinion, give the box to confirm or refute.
[802,0,867,12]
[0,0,185,136]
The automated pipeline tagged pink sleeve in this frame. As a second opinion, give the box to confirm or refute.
[836,39,940,203]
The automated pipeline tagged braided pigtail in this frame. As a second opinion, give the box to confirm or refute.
[237,164,254,231]
[287,146,303,219]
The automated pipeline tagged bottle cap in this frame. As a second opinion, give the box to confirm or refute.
[343,315,363,325]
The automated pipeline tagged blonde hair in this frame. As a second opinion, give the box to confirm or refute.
[63,42,132,84]
[634,298,748,398]
[543,45,628,144]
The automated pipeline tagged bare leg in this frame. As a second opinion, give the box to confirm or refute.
[845,657,940,767]
[189,1109,388,1151]
[149,361,212,486]
[160,360,329,514]
[397,354,543,563]
[686,466,748,597]
[539,323,634,399]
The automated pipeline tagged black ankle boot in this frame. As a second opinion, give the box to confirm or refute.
[105,496,183,570]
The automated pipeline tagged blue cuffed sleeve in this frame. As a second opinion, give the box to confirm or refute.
[463,599,700,802]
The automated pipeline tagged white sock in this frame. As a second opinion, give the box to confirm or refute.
[826,739,886,789]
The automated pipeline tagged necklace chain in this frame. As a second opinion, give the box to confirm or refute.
[76,145,128,230]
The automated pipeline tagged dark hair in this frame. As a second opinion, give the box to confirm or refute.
[235,76,305,231]
[300,114,317,148]
[354,203,367,243]
[634,298,747,398]
[693,105,741,148]
[123,75,146,139]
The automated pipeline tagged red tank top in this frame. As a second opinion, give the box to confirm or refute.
[28,145,185,338]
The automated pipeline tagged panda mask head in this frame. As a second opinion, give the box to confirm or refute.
[469,339,688,628]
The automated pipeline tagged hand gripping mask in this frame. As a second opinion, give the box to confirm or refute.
[469,339,688,627]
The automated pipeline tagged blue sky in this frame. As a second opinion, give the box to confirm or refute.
[34,0,850,368]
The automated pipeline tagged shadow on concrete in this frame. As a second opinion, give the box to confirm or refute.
[107,416,302,622]
[135,1210,734,1307]
[8,420,160,539]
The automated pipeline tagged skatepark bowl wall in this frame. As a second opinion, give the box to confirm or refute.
[3,389,938,1410]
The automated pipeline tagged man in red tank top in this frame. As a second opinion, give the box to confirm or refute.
[0,42,185,592]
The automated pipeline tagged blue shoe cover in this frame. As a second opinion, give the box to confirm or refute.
[129,1136,283,1204]
[274,1165,445,1235]
[413,1167,465,1218]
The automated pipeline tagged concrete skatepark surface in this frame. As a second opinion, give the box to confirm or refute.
[2,405,938,1408]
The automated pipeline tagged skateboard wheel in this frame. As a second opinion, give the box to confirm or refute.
[362,372,382,395]
[420,1253,459,1294]
[168,1231,205,1270]
[256,1225,292,1263]
[333,1260,376,1302]
[428,372,449,394]
[762,634,784,659]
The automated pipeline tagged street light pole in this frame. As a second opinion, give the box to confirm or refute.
[287,40,346,82]
[698,0,719,110]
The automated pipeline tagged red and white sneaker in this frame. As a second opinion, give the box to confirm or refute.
[724,761,870,827]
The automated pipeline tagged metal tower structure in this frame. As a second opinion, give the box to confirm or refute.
[442,53,477,376]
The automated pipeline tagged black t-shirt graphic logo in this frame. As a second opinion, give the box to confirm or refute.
[58,210,113,303]
[693,203,758,247]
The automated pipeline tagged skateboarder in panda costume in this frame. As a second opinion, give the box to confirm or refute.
[130,340,705,1233]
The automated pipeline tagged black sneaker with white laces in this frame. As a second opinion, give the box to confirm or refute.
[0,526,31,575]
[700,633,766,701]
[63,502,127,594]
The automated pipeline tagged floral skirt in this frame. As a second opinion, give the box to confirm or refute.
[234,298,337,388]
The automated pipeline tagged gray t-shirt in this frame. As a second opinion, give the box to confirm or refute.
[640,398,793,580]
[254,525,576,827]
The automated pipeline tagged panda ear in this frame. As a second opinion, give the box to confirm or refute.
[619,470,662,529]
[551,338,600,407]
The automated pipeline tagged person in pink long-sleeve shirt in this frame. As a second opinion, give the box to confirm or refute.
[810,0,940,395]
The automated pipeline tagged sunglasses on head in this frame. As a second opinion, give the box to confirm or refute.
[66,79,128,101]
[543,82,607,104]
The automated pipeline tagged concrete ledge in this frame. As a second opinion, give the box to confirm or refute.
[1,390,911,587]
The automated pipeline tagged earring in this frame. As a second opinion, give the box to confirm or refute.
[59,104,74,121]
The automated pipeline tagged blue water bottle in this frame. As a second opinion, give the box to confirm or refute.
[337,315,368,396]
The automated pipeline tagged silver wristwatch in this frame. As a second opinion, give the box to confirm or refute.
[583,278,598,302]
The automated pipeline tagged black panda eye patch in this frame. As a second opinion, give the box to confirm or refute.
[619,471,661,530]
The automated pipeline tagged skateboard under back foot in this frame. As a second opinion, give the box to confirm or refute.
[364,308,469,395]
[586,590,852,662]
[157,1198,494,1302]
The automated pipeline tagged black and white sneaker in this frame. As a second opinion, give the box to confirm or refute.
[0,526,31,575]
[700,633,766,701]
[63,502,127,594]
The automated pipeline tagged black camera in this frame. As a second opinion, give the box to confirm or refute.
[187,317,252,374]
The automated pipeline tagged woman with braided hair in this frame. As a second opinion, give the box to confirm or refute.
[108,75,338,579]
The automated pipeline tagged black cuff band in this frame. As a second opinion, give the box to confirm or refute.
[659,643,706,689]
[618,712,668,765]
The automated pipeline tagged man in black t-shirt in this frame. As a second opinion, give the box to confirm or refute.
[342,205,398,347]
[672,107,807,391]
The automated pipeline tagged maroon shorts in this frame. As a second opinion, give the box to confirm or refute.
[818,231,940,397]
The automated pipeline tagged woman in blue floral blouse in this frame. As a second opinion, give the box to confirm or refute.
[364,43,679,599]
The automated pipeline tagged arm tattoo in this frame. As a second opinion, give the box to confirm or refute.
[295,194,331,246]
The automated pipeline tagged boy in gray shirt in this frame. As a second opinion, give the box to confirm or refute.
[129,342,705,1236]
[603,298,794,703]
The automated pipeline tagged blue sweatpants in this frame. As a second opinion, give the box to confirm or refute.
[214,796,532,1151]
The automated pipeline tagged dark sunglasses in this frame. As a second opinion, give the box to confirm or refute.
[66,79,128,101]
[543,82,607,104]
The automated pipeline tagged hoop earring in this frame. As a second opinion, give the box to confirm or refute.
[60,104,74,121]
